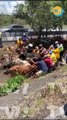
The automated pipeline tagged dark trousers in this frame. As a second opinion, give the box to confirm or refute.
[66,56,67,63]
[0,38,2,48]
[60,51,64,61]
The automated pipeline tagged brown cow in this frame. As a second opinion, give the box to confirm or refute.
[9,63,37,76]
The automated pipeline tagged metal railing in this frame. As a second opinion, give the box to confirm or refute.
[2,31,67,42]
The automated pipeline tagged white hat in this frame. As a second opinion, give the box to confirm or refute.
[55,41,58,44]
[35,46,39,49]
[23,33,25,35]
[28,43,33,47]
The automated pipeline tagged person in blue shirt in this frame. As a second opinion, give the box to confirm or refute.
[30,57,48,73]
[22,33,28,42]
[37,60,48,72]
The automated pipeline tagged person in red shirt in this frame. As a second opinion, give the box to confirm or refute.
[43,55,54,72]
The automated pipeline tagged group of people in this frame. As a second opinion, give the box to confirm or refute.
[0,34,67,77]
[8,36,66,77]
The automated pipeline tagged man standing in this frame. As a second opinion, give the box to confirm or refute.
[22,33,28,42]
[0,31,2,48]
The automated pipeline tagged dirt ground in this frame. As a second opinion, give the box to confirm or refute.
[0,42,16,85]
[0,65,67,119]
[0,69,11,85]
[2,42,15,47]
[0,42,67,119]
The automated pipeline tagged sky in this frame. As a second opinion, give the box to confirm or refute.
[0,1,24,14]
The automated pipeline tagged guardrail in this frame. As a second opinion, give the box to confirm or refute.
[2,31,67,42]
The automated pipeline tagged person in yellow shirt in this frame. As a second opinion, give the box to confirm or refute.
[16,38,24,48]
[48,51,57,63]
[52,46,60,60]
[48,50,59,68]
[6,46,14,61]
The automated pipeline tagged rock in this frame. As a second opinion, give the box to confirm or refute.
[22,83,29,96]
[21,107,29,118]
[13,89,20,94]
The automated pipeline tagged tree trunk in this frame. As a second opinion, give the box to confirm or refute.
[38,29,42,41]
[45,27,48,38]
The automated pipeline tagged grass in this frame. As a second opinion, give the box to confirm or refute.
[0,64,67,96]
[21,97,45,118]
[22,65,67,84]
[35,98,44,108]
[0,74,26,96]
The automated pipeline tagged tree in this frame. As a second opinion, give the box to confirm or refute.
[62,0,67,25]
[0,13,27,28]
[14,1,53,39]
[14,0,66,39]
[0,14,12,27]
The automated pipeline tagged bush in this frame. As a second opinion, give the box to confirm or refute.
[0,75,26,96]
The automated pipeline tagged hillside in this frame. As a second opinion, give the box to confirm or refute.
[0,65,67,119]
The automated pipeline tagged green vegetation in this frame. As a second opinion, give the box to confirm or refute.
[0,1,67,38]
[0,14,12,27]
[0,1,67,31]
[14,0,67,38]
[0,14,28,27]
[0,75,26,96]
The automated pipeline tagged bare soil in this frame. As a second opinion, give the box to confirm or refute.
[0,42,67,119]
[0,69,11,85]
